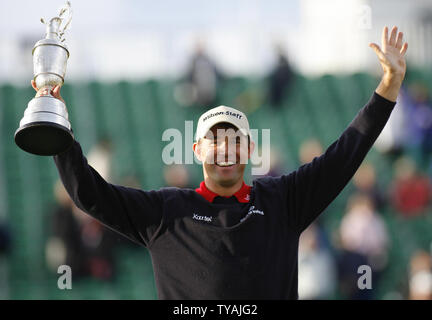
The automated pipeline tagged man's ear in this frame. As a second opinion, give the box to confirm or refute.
[193,141,203,162]
[248,140,255,159]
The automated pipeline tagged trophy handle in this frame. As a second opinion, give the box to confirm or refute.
[40,1,73,41]
[58,1,73,35]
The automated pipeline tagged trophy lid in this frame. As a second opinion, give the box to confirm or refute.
[45,17,62,40]
[33,1,72,56]
[40,1,72,43]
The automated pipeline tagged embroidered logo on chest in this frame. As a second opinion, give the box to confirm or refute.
[240,205,265,222]
[192,213,213,223]
[248,205,264,216]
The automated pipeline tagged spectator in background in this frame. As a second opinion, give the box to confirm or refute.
[45,181,118,281]
[120,172,142,189]
[374,87,408,158]
[408,250,432,300]
[404,82,432,168]
[297,139,336,299]
[336,243,370,299]
[0,219,11,300]
[337,193,389,299]
[89,137,133,247]
[268,148,285,177]
[46,138,118,281]
[267,44,294,108]
[377,81,432,167]
[390,156,431,217]
[298,223,336,299]
[299,138,323,165]
[0,221,11,255]
[163,164,192,189]
[353,162,386,211]
[176,40,224,108]
[87,136,113,181]
[264,139,320,179]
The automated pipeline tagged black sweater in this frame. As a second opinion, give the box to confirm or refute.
[54,92,396,299]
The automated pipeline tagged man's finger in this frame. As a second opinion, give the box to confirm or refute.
[52,85,60,96]
[382,26,388,49]
[369,43,385,60]
[52,85,63,100]
[51,85,66,104]
[31,80,38,92]
[389,26,398,46]
[395,32,403,49]
[400,42,408,56]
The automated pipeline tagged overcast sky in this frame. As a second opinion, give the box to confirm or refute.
[0,0,302,82]
[1,0,430,83]
[0,0,300,36]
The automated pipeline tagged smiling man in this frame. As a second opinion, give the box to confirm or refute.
[37,26,407,299]
[193,109,253,196]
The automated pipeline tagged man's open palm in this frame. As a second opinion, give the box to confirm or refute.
[369,26,408,80]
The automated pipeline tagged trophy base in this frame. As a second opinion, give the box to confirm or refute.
[15,122,74,156]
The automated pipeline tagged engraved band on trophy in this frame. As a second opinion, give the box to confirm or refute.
[15,1,74,156]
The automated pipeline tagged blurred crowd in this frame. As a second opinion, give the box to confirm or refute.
[174,41,295,110]
[294,80,432,299]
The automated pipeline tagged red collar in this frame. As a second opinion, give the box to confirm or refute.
[195,181,251,203]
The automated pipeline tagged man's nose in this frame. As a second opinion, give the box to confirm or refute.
[216,140,236,161]
[216,139,231,153]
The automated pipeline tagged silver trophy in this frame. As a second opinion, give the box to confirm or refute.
[15,1,73,156]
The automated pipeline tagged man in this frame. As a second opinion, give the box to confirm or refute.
[33,26,407,299]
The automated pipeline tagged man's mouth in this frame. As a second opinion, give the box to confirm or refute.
[216,161,236,167]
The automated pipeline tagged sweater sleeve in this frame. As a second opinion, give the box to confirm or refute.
[283,92,396,233]
[53,140,164,247]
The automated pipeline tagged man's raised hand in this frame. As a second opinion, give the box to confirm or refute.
[370,26,408,102]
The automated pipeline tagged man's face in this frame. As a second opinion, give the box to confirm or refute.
[193,123,253,187]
